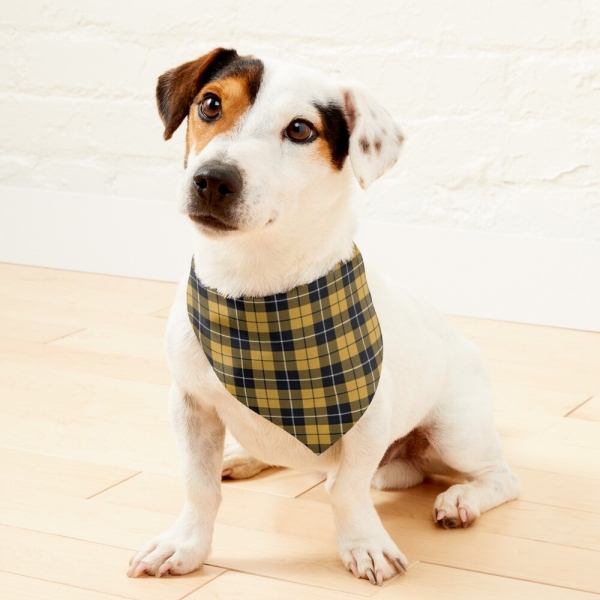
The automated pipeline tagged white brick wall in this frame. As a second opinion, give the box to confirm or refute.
[1,0,599,241]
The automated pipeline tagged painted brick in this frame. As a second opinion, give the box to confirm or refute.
[1,0,599,242]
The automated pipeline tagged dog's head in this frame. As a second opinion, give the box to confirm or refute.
[157,48,404,236]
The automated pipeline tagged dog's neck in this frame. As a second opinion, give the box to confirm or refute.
[191,189,356,298]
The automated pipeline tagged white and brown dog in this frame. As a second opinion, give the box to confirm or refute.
[128,48,520,585]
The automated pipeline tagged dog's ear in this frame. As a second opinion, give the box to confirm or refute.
[156,48,239,140]
[341,82,404,189]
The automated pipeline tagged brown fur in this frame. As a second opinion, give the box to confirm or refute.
[156,48,239,141]
[343,90,357,133]
[187,76,255,155]
[378,428,430,468]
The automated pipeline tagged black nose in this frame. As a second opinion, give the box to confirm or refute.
[193,161,242,206]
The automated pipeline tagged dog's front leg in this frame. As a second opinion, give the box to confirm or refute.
[327,413,408,585]
[128,383,224,577]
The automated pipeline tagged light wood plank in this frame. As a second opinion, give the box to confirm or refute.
[97,470,600,552]
[448,315,600,396]
[0,360,177,474]
[538,418,600,450]
[0,295,172,346]
[492,383,588,438]
[374,562,600,600]
[3,263,599,599]
[568,397,600,422]
[0,362,169,423]
[0,525,223,600]
[514,467,600,514]
[0,485,386,597]
[96,472,337,542]
[0,315,82,344]
[447,315,600,360]
[51,322,167,361]
[0,414,179,476]
[568,396,600,421]
[297,484,600,592]
[474,499,600,551]
[0,337,170,385]
[190,570,366,600]
[0,263,177,316]
[222,466,325,498]
[0,447,137,499]
[304,480,600,552]
[4,479,598,594]
[98,469,323,514]
[0,486,174,550]
[209,525,383,596]
[0,363,323,488]
[0,572,125,600]
[502,436,600,479]
[151,306,171,318]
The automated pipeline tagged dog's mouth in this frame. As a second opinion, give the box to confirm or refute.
[188,213,237,232]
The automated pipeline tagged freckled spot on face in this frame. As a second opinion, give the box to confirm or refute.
[374,139,382,154]
[397,132,405,144]
[359,136,371,154]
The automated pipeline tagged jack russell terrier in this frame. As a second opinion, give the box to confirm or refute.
[127,48,520,585]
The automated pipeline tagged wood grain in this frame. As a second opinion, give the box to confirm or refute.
[1,263,599,599]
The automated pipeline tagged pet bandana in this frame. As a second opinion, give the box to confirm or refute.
[187,246,383,454]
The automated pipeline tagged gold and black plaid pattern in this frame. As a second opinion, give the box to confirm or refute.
[187,246,383,454]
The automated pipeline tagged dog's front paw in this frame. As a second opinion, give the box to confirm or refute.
[338,536,407,585]
[221,440,269,480]
[127,528,210,578]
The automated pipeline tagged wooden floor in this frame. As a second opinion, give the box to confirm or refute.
[1,262,599,600]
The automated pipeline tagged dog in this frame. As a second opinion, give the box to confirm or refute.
[127,47,520,585]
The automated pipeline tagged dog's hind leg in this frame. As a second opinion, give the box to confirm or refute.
[371,459,424,490]
[430,388,520,528]
[221,437,270,479]
[370,428,429,490]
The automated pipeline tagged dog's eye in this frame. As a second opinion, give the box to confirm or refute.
[199,94,222,121]
[284,119,315,143]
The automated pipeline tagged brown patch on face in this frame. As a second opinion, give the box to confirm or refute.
[156,49,263,159]
[378,427,430,468]
[374,138,382,154]
[156,48,239,140]
[187,75,254,155]
[359,136,371,154]
[313,102,350,170]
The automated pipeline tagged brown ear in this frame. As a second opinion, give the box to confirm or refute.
[156,48,239,140]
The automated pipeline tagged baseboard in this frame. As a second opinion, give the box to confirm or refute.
[1,185,599,332]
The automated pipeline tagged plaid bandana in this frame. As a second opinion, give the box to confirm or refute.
[187,246,383,454]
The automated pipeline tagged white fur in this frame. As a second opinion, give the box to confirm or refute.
[129,54,520,584]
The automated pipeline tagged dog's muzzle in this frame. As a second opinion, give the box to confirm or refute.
[189,160,243,231]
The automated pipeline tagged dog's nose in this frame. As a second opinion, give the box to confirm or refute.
[193,161,242,206]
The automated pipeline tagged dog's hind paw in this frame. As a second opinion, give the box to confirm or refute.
[221,440,270,480]
[433,484,480,529]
